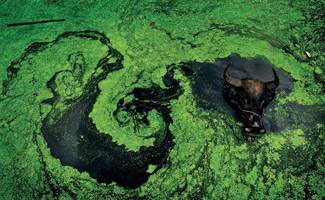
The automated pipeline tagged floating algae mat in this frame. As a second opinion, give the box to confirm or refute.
[0,1,324,199]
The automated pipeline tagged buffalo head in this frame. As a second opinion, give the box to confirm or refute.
[223,64,279,136]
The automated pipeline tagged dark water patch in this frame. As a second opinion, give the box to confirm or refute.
[264,103,325,132]
[179,53,293,133]
[179,59,231,114]
[41,41,182,189]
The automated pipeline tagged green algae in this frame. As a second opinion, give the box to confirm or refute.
[89,68,169,152]
[0,0,324,199]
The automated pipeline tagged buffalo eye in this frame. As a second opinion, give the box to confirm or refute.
[266,93,274,103]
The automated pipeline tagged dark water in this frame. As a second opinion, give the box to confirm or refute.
[42,64,182,188]
[264,102,325,132]
[179,54,296,132]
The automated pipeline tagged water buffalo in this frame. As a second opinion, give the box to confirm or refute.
[223,64,279,136]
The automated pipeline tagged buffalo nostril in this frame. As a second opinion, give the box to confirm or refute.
[245,127,251,132]
[252,121,260,128]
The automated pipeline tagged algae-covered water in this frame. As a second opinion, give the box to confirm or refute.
[0,1,324,199]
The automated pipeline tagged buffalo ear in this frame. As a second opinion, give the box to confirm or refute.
[224,64,242,87]
[266,68,279,89]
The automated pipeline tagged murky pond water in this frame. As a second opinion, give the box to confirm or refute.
[179,54,299,133]
[40,37,182,187]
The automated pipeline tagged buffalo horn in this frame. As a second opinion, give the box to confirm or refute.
[224,64,242,87]
[266,68,279,89]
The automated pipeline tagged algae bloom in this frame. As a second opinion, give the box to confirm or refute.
[0,1,324,200]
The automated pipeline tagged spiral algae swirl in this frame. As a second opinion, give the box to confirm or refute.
[41,64,183,188]
[2,30,183,188]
